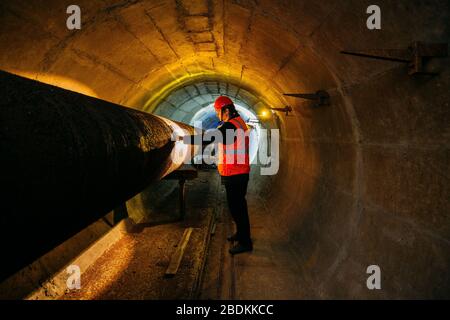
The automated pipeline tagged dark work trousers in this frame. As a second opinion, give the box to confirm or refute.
[222,173,251,245]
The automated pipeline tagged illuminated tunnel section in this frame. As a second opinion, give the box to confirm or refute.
[152,81,267,164]
[0,0,449,299]
[125,80,272,225]
[189,103,262,164]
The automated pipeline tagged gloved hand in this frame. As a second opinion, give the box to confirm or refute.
[171,131,185,142]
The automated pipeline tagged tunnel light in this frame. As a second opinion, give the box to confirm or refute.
[259,110,270,119]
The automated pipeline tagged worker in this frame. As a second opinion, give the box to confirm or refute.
[180,96,253,255]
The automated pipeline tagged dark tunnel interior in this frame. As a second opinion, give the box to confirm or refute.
[0,0,449,300]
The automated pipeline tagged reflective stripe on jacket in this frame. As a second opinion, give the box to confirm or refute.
[217,116,250,176]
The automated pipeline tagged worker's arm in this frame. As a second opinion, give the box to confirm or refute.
[181,122,236,146]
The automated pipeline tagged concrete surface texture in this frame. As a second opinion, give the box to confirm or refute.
[0,0,449,298]
[59,170,219,300]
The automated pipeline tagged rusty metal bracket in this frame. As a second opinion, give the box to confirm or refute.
[269,105,293,116]
[283,90,330,108]
[340,41,448,75]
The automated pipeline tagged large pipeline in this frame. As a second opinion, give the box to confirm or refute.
[0,71,195,280]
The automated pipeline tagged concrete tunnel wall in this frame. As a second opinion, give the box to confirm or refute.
[0,0,449,298]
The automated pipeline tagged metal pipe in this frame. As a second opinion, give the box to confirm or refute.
[0,70,196,280]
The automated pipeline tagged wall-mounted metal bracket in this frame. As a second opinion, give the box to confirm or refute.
[283,90,330,108]
[269,105,293,116]
[340,41,448,75]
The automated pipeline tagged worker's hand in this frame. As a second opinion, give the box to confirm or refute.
[173,133,185,142]
[171,132,183,143]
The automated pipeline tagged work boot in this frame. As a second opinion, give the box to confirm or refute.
[229,242,253,255]
[227,233,238,242]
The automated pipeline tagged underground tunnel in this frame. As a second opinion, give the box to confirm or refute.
[0,0,449,300]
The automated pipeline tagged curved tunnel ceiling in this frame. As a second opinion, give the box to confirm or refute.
[0,0,392,109]
[1,1,447,117]
[0,0,449,298]
[151,80,265,124]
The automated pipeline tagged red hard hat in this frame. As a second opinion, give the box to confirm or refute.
[214,96,233,110]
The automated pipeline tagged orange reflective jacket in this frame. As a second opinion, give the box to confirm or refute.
[217,116,250,176]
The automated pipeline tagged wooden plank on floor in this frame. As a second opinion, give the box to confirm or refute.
[165,228,193,278]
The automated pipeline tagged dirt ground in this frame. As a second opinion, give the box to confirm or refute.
[62,170,307,300]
